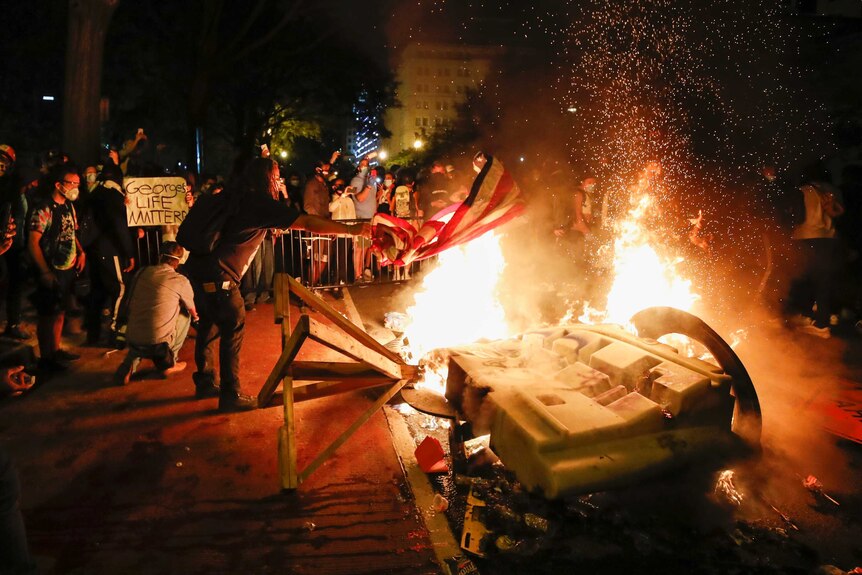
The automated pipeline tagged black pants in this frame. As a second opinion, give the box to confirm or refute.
[191,280,245,399]
[786,238,839,328]
[0,247,26,327]
[85,254,129,339]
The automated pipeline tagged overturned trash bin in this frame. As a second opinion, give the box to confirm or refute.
[443,307,761,499]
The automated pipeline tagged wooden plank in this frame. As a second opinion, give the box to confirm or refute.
[291,361,382,380]
[292,360,421,382]
[287,275,405,365]
[278,375,298,490]
[258,315,309,407]
[307,317,403,380]
[261,377,401,407]
[273,273,285,324]
[298,379,409,485]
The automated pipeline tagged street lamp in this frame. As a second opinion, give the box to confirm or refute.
[413,139,424,150]
[280,150,288,159]
[379,150,388,160]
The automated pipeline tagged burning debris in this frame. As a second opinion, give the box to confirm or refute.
[439,313,757,499]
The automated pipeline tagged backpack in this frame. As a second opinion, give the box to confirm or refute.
[176,192,233,255]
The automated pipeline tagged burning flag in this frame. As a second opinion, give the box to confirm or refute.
[371,153,525,266]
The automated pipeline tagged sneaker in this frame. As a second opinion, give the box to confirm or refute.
[796,324,831,339]
[54,349,81,362]
[3,325,31,340]
[161,361,187,377]
[114,363,134,386]
[363,268,373,281]
[218,394,258,412]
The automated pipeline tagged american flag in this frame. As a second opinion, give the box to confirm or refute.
[372,154,525,266]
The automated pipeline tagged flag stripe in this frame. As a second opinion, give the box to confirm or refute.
[371,155,523,266]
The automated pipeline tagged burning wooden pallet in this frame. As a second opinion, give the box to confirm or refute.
[261,273,418,490]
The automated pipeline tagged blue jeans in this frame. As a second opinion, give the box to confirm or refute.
[191,281,245,400]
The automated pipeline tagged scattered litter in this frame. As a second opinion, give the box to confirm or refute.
[415,436,449,474]
[432,493,449,513]
[461,486,492,557]
[303,521,316,531]
[443,555,480,575]
[802,475,840,506]
[495,534,518,553]
[523,512,549,533]
[395,402,416,416]
[463,435,491,458]
[421,414,440,431]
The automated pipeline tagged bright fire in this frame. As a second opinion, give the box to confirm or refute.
[401,232,510,392]
[400,165,702,392]
[581,170,699,328]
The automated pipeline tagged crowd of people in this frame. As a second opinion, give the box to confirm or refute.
[542,158,861,339]
[0,134,476,395]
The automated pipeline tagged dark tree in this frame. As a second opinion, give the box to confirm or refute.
[63,0,119,166]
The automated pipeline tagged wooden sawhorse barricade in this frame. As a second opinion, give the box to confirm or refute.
[259,274,418,490]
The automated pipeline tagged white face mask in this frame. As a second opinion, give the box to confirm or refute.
[584,184,595,193]
[62,186,80,202]
[85,172,97,184]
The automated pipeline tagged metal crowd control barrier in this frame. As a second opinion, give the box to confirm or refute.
[134,217,433,290]
[274,217,433,290]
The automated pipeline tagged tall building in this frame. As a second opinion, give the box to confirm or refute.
[384,43,504,154]
[346,90,383,160]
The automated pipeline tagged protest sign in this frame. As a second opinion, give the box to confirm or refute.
[125,177,189,227]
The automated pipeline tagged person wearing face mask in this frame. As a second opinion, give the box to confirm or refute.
[377,171,394,215]
[83,166,99,193]
[27,165,87,372]
[82,161,137,347]
[350,159,377,282]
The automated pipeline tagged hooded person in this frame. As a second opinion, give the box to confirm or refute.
[82,160,137,346]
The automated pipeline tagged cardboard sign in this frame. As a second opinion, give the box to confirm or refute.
[124,177,189,227]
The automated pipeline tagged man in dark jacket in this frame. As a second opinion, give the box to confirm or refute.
[183,157,370,412]
[83,162,136,346]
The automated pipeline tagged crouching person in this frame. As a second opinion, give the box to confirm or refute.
[113,242,197,385]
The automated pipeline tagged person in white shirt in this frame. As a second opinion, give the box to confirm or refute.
[113,241,198,385]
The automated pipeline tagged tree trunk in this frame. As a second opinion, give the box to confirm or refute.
[63,0,118,167]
